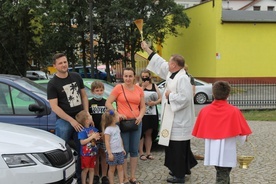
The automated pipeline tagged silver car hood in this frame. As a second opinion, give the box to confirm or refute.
[0,122,66,154]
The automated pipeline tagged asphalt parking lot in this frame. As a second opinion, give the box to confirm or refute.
[117,120,276,184]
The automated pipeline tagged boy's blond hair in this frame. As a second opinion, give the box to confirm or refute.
[91,81,104,92]
[75,110,89,126]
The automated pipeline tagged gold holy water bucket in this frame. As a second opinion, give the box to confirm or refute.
[237,141,255,169]
[237,155,254,169]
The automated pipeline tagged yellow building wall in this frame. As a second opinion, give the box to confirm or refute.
[162,1,217,77]
[216,22,276,77]
[159,0,276,80]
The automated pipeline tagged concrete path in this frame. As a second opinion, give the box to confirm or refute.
[118,121,276,184]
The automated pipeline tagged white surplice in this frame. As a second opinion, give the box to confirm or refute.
[204,136,247,167]
[147,54,195,146]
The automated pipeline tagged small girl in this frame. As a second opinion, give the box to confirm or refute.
[102,109,126,184]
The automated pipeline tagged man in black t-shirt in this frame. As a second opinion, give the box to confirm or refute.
[47,53,90,184]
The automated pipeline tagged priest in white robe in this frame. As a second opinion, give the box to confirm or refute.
[141,41,198,184]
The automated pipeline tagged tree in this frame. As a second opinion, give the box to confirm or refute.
[38,0,81,68]
[92,0,190,71]
[92,0,125,81]
[0,0,40,75]
[39,0,97,78]
[124,0,191,69]
[0,0,190,81]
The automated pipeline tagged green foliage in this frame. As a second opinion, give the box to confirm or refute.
[38,0,80,63]
[92,0,190,70]
[242,110,276,121]
[0,0,190,77]
[230,87,246,94]
[0,0,40,75]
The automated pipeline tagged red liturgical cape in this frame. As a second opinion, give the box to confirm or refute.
[192,100,252,139]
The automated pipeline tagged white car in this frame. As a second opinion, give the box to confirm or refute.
[0,122,77,184]
[26,70,50,80]
[157,78,213,104]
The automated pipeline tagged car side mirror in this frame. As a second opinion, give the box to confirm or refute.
[29,104,44,112]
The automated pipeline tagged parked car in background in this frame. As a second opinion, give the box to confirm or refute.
[0,122,76,184]
[35,78,115,100]
[68,66,116,82]
[157,78,213,104]
[0,74,56,133]
[26,70,49,80]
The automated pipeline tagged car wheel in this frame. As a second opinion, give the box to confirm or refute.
[194,92,208,104]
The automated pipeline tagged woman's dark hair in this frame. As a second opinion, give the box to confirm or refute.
[139,69,152,84]
[122,67,136,84]
[123,67,136,76]
[212,81,231,100]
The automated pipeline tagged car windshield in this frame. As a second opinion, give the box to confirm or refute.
[13,78,48,100]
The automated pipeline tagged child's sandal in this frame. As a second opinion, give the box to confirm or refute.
[139,154,147,161]
[129,178,141,184]
[146,154,154,160]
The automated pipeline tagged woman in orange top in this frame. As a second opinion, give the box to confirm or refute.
[105,67,146,184]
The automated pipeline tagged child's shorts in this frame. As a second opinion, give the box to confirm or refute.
[81,156,96,169]
[106,151,124,166]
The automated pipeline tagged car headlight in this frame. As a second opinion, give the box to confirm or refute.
[32,153,52,166]
[2,154,36,168]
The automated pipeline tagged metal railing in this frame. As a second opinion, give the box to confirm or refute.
[228,80,276,109]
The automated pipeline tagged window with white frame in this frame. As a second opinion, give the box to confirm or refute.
[253,6,261,11]
[267,6,274,11]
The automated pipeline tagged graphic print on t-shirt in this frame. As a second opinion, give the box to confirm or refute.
[63,82,81,107]
[90,104,106,114]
